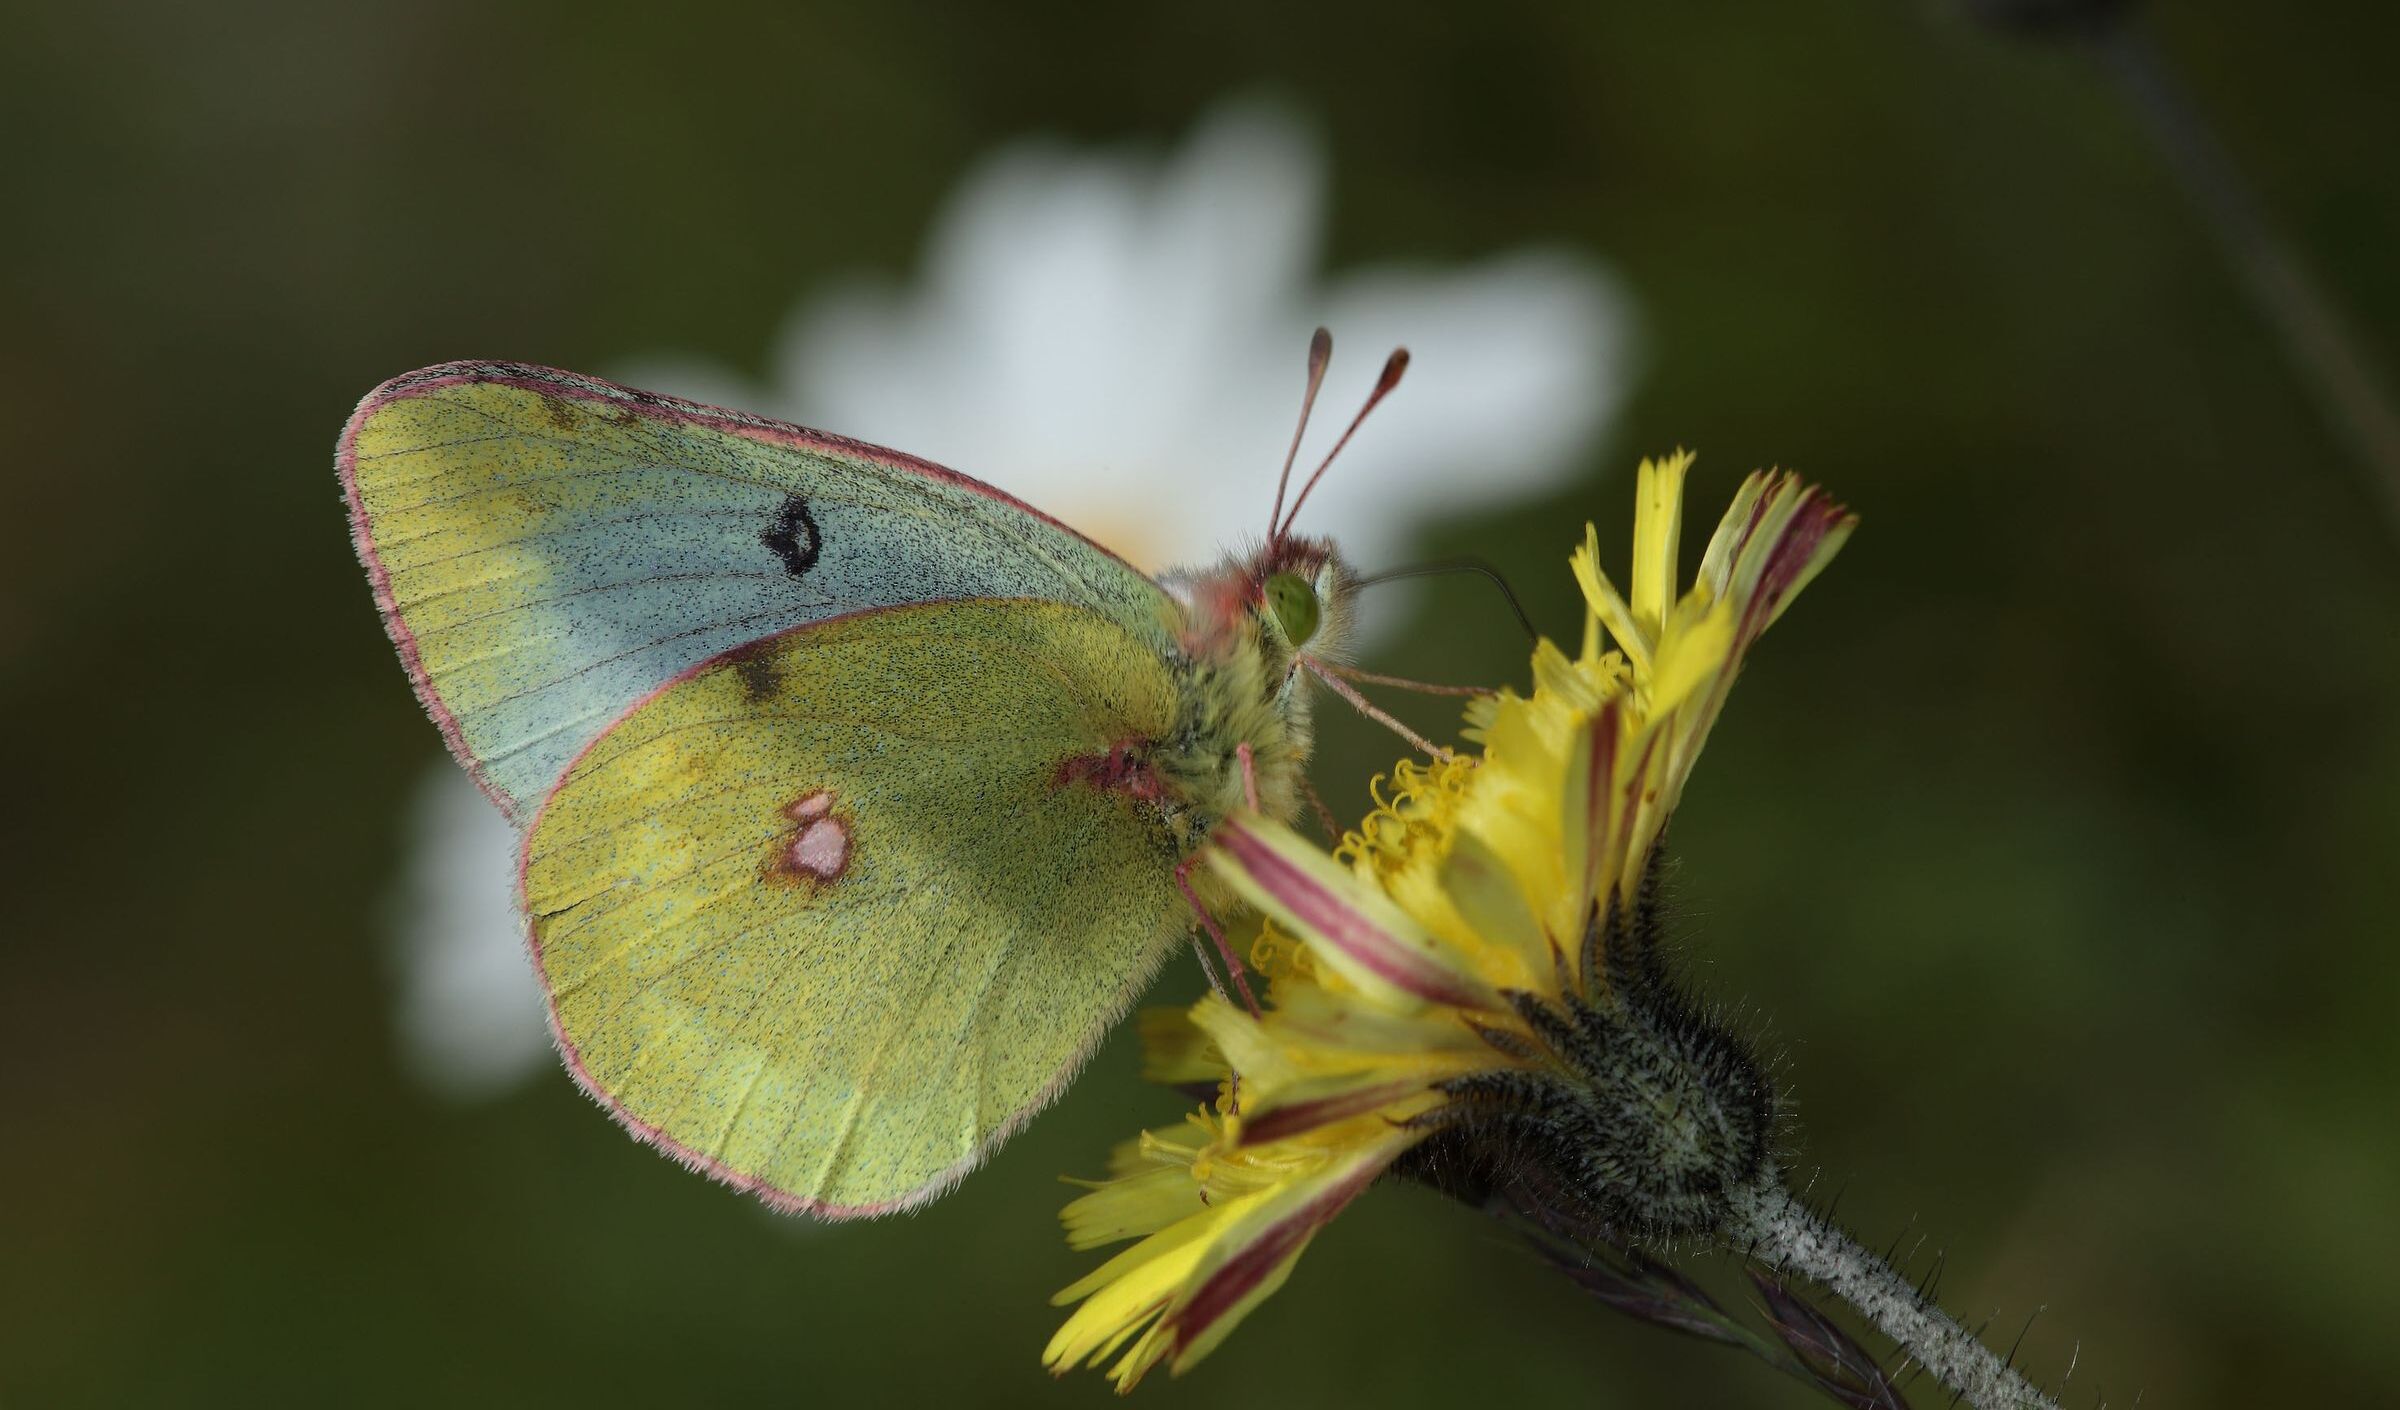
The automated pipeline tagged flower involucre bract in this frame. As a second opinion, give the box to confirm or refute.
[1045,454,1855,1390]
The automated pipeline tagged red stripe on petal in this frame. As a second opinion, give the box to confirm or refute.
[1580,701,1622,908]
[1737,489,1850,644]
[1169,1158,1386,1357]
[1215,824,1483,1007]
[1238,1080,1424,1145]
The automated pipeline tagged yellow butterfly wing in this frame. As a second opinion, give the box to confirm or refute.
[520,598,1190,1215]
[339,362,1173,820]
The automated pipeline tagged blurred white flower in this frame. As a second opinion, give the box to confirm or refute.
[390,94,1636,1101]
[385,765,550,1101]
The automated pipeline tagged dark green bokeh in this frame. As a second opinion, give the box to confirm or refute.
[6,3,2397,1405]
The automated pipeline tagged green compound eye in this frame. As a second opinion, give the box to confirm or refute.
[1264,571,1321,647]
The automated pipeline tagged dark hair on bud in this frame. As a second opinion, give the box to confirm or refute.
[1396,847,1775,1240]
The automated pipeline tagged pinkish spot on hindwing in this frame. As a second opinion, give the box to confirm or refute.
[790,818,851,879]
[766,789,852,886]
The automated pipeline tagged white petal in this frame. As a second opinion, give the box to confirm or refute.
[384,765,549,1102]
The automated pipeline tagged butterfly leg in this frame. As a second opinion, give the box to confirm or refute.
[1235,740,1261,810]
[1298,775,1341,842]
[1321,661,1493,697]
[1301,656,1451,759]
[1185,932,1233,1004]
[1175,855,1261,1017]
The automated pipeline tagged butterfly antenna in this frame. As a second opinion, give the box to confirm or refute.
[1353,556,1539,643]
[1278,345,1409,540]
[1269,327,1335,545]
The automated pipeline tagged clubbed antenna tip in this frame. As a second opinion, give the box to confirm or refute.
[1268,328,1335,543]
[1278,344,1409,541]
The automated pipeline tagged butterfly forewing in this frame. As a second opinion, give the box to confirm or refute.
[340,362,1173,817]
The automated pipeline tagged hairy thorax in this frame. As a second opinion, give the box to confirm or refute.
[1151,629,1316,852]
[1142,536,1350,861]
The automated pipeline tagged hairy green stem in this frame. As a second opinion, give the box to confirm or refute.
[1725,1182,2060,1410]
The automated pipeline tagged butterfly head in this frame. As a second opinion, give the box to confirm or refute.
[1162,532,1354,674]
[1251,532,1352,661]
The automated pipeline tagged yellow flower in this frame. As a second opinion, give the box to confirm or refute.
[1044,455,1854,1391]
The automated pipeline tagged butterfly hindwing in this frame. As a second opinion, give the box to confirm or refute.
[520,598,1191,1215]
[339,362,1172,818]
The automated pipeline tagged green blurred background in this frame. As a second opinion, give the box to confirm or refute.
[7,2,2398,1405]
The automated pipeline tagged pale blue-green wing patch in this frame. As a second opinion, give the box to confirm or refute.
[519,599,1192,1215]
[339,362,1173,818]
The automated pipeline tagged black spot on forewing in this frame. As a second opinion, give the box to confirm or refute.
[761,494,822,581]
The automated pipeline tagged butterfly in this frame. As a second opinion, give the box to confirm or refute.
[339,331,1417,1215]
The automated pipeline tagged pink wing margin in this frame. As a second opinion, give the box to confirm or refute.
[511,605,1171,1219]
[335,359,1150,824]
